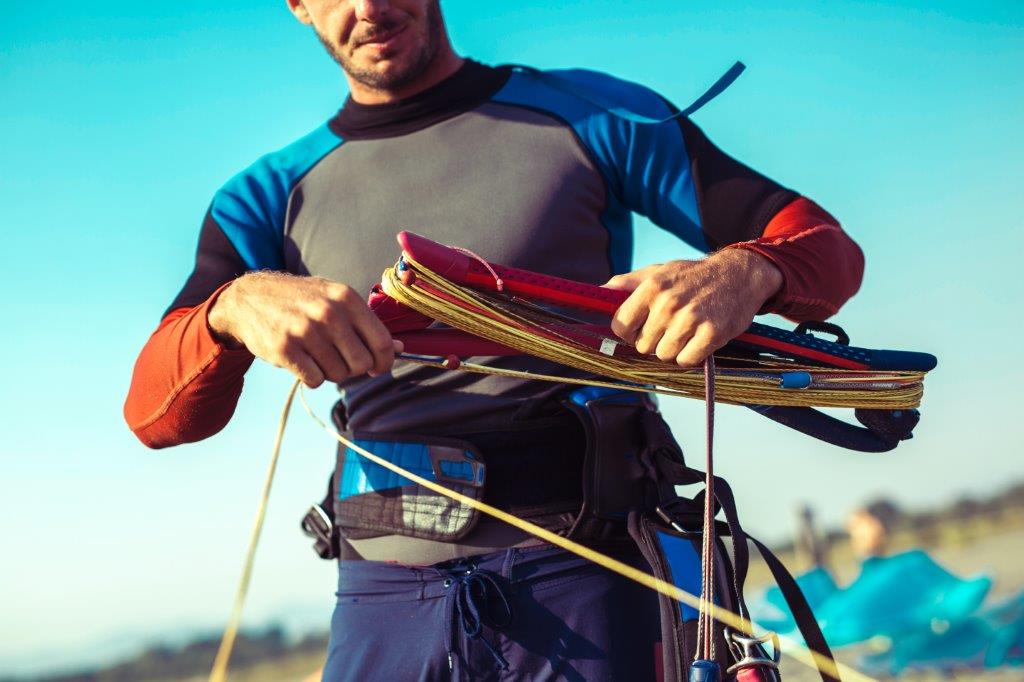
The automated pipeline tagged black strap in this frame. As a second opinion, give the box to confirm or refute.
[701,475,837,681]
[749,536,839,682]
[748,404,918,453]
[709,477,752,622]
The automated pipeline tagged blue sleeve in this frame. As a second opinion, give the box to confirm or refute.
[497,68,708,253]
[167,123,343,312]
[493,68,797,270]
[210,123,343,271]
[544,69,708,251]
[550,69,798,252]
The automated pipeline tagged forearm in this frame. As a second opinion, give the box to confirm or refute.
[725,197,864,321]
[657,119,863,319]
[124,284,254,449]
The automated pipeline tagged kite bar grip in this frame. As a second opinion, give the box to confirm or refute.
[394,232,938,373]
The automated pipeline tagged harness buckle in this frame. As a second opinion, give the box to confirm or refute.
[300,503,337,560]
[725,629,781,676]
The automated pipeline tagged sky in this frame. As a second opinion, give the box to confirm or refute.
[1,0,1022,676]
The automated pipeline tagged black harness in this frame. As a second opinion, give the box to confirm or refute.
[301,387,837,681]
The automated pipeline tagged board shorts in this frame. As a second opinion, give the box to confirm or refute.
[322,543,662,681]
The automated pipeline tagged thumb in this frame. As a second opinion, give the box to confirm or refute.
[604,265,659,291]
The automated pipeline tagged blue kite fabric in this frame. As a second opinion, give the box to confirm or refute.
[750,549,1024,674]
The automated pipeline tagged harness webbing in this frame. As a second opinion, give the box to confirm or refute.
[207,378,874,682]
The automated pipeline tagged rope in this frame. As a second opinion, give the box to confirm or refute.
[299,383,872,681]
[695,357,717,663]
[207,256,917,680]
[380,259,926,410]
[208,381,299,682]
[207,379,876,681]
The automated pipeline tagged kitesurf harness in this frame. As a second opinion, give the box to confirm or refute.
[303,379,833,681]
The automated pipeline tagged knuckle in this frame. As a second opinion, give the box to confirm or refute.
[652,294,682,317]
[368,336,394,357]
[672,308,699,329]
[330,283,355,304]
[273,338,296,360]
[702,322,728,345]
[307,300,333,322]
[289,318,313,338]
[638,278,661,296]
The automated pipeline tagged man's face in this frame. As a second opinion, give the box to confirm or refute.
[294,0,444,92]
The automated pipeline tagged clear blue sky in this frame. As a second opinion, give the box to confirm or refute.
[1,0,1022,675]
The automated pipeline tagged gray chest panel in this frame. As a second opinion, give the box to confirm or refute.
[284,103,614,296]
[280,104,623,433]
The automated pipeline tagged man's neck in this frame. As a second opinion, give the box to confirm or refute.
[347,52,465,105]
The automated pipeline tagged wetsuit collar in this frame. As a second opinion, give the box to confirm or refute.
[329,59,512,140]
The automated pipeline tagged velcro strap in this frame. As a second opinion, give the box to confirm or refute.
[334,433,487,542]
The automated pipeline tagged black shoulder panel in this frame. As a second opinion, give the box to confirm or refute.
[677,117,797,249]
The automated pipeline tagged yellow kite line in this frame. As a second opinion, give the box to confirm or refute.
[380,259,925,411]
[209,379,876,682]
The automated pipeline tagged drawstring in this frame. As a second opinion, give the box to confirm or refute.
[452,246,505,292]
[438,561,514,673]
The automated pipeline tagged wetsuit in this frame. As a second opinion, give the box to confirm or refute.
[124,60,863,679]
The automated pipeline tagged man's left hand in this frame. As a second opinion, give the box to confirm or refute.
[604,249,783,366]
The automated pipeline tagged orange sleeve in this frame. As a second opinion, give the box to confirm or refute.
[726,197,865,321]
[123,284,254,449]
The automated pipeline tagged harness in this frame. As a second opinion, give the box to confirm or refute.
[303,381,834,680]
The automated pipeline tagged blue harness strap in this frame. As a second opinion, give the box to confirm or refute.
[512,61,746,124]
[338,438,484,500]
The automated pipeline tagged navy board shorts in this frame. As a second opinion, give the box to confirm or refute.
[322,543,662,681]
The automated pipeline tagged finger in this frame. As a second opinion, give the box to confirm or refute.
[634,291,692,355]
[347,302,399,375]
[330,323,376,378]
[303,328,353,383]
[603,262,667,289]
[604,270,647,291]
[675,326,726,367]
[654,317,697,363]
[634,310,673,356]
[281,348,327,388]
[327,284,395,374]
[610,286,652,344]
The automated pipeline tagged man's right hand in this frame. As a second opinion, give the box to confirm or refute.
[207,272,403,387]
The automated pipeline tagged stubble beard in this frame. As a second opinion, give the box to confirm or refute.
[318,1,442,93]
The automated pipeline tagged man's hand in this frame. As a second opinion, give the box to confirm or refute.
[208,272,403,387]
[605,249,783,366]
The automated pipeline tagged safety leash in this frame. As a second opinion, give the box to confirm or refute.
[694,357,719,678]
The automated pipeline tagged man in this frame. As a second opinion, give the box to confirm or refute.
[125,1,864,679]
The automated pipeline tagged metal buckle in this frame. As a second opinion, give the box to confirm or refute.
[300,504,336,559]
[725,629,781,675]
